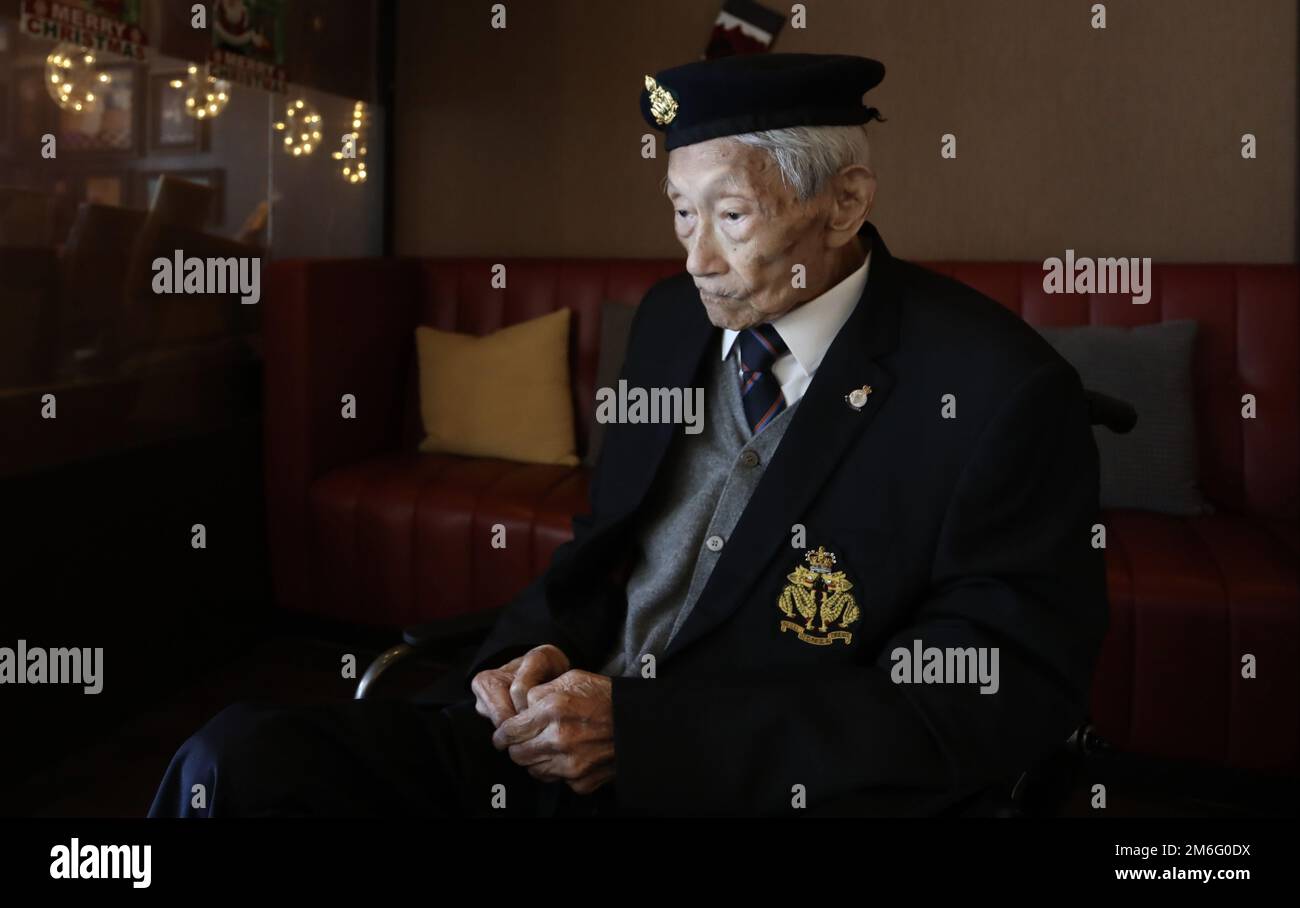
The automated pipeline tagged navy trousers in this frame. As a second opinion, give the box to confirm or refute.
[147,696,615,818]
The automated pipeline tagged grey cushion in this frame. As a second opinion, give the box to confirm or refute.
[1035,320,1213,516]
[584,301,638,467]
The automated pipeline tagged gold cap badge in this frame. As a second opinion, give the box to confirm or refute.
[644,74,678,126]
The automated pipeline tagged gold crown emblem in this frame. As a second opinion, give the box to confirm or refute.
[644,74,678,126]
[805,546,837,573]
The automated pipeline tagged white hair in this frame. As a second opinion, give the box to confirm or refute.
[730,123,873,203]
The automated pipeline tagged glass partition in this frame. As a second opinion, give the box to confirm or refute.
[0,3,383,475]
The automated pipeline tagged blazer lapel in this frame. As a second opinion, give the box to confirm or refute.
[548,282,715,616]
[591,283,717,524]
[664,221,903,660]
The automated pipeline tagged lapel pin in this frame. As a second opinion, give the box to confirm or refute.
[845,385,873,411]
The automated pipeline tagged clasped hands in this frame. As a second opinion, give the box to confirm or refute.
[470,645,615,795]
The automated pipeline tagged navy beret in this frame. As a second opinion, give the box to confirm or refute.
[640,53,886,151]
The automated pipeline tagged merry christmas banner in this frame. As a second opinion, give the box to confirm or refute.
[19,0,148,61]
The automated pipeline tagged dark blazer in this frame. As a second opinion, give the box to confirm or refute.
[465,220,1109,817]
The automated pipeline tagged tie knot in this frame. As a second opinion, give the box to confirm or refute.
[738,323,787,373]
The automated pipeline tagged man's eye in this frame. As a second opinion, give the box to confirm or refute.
[724,211,743,221]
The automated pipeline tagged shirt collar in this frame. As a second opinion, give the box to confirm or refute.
[721,249,871,374]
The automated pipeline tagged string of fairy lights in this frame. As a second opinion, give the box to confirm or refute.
[44,43,371,186]
[273,98,323,157]
[170,64,231,120]
[44,43,112,114]
[333,101,370,184]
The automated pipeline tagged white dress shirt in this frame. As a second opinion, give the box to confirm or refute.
[720,250,872,406]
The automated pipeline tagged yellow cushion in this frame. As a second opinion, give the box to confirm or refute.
[415,308,579,466]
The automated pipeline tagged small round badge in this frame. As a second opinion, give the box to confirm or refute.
[845,385,873,410]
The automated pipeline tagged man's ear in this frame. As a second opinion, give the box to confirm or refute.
[826,164,876,247]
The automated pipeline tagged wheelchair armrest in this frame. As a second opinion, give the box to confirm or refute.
[1008,721,1110,816]
[401,607,505,650]
[355,607,503,700]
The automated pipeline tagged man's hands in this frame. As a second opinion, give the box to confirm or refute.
[470,645,616,795]
[471,644,570,727]
[492,669,615,793]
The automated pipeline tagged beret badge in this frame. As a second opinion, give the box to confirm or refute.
[644,74,678,126]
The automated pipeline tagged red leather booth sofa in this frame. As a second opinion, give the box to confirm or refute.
[264,257,1299,775]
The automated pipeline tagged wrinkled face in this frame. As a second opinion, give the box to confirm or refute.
[666,138,837,331]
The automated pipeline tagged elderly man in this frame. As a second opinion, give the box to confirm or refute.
[149,53,1107,818]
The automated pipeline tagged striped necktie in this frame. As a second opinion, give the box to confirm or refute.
[737,323,789,434]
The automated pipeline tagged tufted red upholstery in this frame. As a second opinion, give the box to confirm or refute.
[263,256,1299,773]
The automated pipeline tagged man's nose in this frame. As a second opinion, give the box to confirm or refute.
[685,226,724,278]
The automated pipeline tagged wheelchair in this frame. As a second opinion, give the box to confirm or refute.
[356,389,1137,817]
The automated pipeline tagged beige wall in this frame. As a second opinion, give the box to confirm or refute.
[395,0,1296,263]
